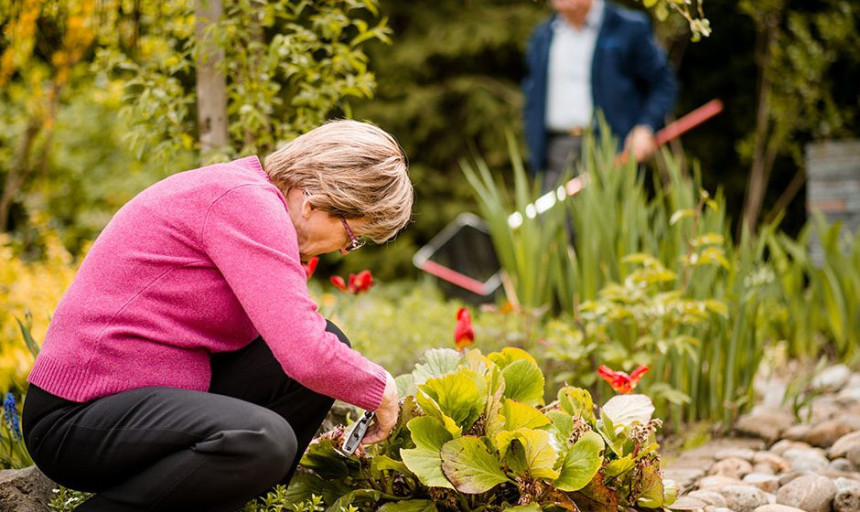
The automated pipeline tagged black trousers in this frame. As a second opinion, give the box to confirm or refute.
[22,321,349,512]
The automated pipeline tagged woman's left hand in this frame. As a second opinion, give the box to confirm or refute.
[362,371,399,445]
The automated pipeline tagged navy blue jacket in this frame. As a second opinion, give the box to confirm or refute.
[522,3,679,172]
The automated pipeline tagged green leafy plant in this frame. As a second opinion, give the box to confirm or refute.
[289,347,676,511]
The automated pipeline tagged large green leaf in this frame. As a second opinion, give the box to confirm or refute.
[401,447,455,490]
[414,390,463,437]
[495,429,559,480]
[419,372,484,429]
[500,359,545,406]
[600,394,654,430]
[554,431,604,492]
[635,462,664,508]
[440,436,510,494]
[407,416,453,451]
[299,439,354,479]
[488,346,538,368]
[547,411,573,446]
[558,387,595,424]
[502,400,552,431]
[326,489,385,512]
[503,505,542,512]
[484,366,507,438]
[378,500,439,512]
[412,348,463,385]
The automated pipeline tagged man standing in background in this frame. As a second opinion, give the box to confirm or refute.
[523,0,679,191]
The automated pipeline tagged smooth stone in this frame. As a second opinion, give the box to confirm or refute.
[812,365,852,391]
[753,505,806,512]
[669,496,708,511]
[835,477,860,492]
[770,440,812,456]
[664,468,707,490]
[778,471,814,487]
[782,424,810,442]
[698,475,745,490]
[776,474,838,512]
[672,456,718,470]
[830,458,857,473]
[716,448,757,462]
[783,447,830,472]
[831,432,860,459]
[708,457,753,479]
[836,387,860,404]
[736,411,796,443]
[719,485,770,512]
[686,490,728,508]
[834,414,860,430]
[834,487,860,512]
[801,419,854,448]
[753,452,791,474]
[743,473,781,493]
[849,445,860,468]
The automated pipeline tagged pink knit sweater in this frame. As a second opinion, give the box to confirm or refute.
[28,157,387,411]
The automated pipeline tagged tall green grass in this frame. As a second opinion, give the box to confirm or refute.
[462,129,858,426]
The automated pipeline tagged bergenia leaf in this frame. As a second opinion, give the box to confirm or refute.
[558,386,595,423]
[554,431,604,492]
[414,390,462,437]
[502,505,542,512]
[407,416,453,452]
[496,429,559,480]
[412,348,463,385]
[401,447,455,490]
[547,411,573,445]
[501,359,545,406]
[378,500,439,512]
[600,394,654,430]
[501,400,552,431]
[441,436,510,494]
[488,346,538,368]
[419,372,483,429]
[635,462,664,508]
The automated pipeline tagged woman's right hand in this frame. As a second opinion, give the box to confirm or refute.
[361,371,399,445]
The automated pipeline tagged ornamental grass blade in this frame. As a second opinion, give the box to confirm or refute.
[441,436,510,494]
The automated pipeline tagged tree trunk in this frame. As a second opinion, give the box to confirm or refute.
[0,121,39,232]
[195,0,228,155]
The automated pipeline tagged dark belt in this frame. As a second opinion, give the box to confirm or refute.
[548,127,588,137]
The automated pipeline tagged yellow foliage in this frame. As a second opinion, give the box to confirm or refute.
[0,228,79,392]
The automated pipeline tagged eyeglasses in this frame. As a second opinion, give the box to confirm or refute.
[340,217,366,252]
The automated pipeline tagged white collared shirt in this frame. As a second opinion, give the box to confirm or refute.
[545,0,604,132]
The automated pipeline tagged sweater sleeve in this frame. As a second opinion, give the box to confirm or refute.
[200,184,387,411]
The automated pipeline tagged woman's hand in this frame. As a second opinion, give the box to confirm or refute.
[361,371,399,445]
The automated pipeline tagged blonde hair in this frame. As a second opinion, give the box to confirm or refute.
[264,120,413,243]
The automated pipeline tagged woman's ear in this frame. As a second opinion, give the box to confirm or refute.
[300,194,314,219]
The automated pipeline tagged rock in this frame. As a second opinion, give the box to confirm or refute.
[776,474,838,512]
[753,505,806,512]
[770,440,812,457]
[782,425,811,442]
[834,487,860,512]
[783,447,830,472]
[836,387,860,404]
[812,365,852,392]
[831,432,860,459]
[719,485,770,512]
[753,452,791,473]
[672,456,719,470]
[849,445,860,468]
[686,490,728,507]
[708,457,753,479]
[830,458,857,473]
[716,448,757,461]
[743,473,780,493]
[664,468,707,491]
[669,496,709,511]
[834,477,860,492]
[778,471,813,487]
[0,466,56,512]
[736,411,796,442]
[801,419,854,448]
[698,475,745,490]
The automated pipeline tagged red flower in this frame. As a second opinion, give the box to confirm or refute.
[454,307,475,351]
[302,257,319,280]
[330,275,347,292]
[597,364,649,394]
[348,270,374,294]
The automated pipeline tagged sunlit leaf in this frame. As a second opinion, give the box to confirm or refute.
[441,436,510,494]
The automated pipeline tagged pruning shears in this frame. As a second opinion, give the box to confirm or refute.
[340,410,375,456]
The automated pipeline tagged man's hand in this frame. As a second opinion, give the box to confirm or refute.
[624,125,658,163]
[361,371,399,445]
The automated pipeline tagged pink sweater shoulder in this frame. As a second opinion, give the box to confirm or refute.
[28,156,387,410]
